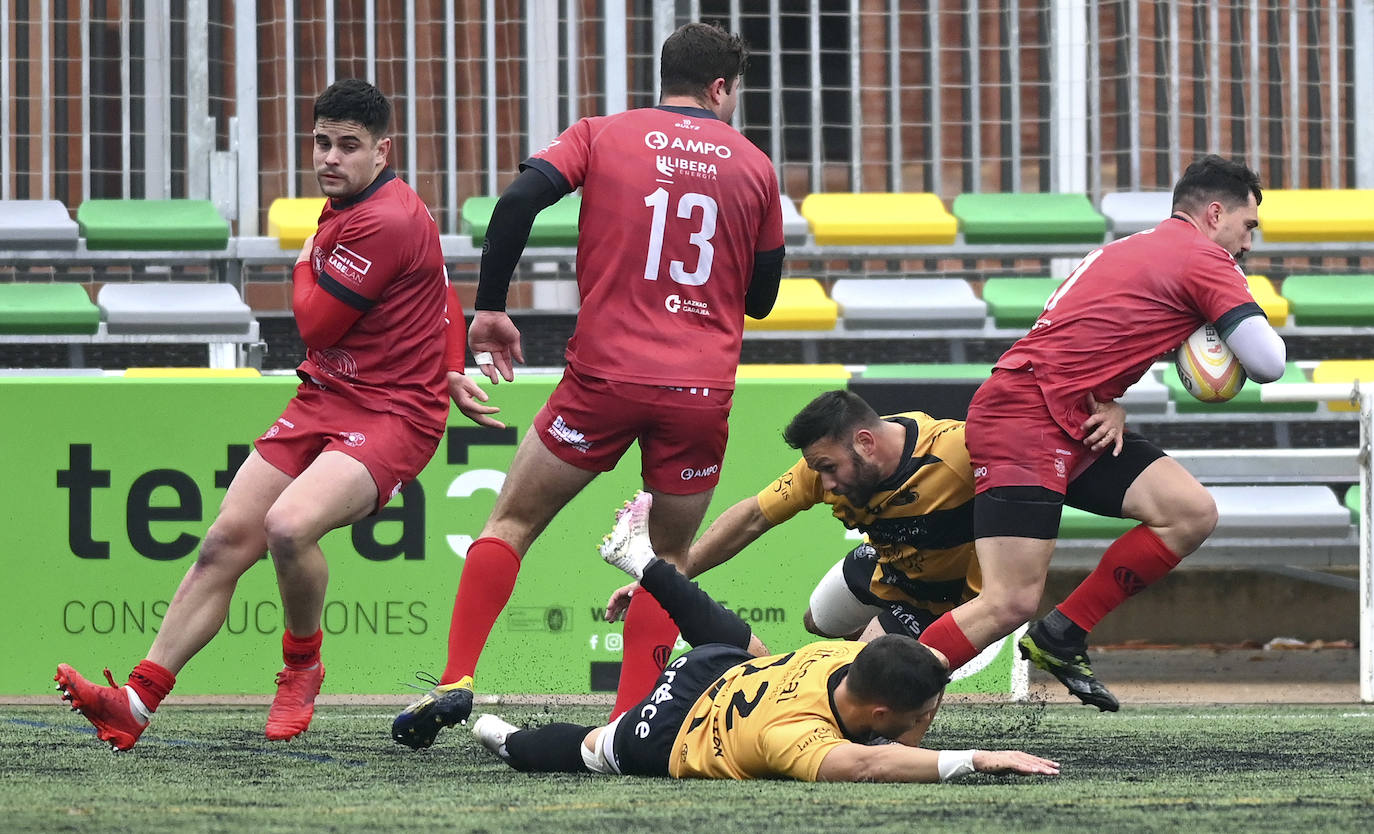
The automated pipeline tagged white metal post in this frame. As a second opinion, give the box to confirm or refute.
[186,0,212,201]
[527,0,560,155]
[651,0,676,104]
[603,2,627,115]
[1354,0,1374,188]
[142,0,172,197]
[234,0,259,234]
[1050,0,1087,194]
[1361,388,1373,702]
[1260,381,1373,702]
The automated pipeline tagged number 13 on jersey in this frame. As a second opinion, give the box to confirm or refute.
[643,187,719,287]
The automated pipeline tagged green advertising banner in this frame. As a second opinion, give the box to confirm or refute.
[2,374,1018,697]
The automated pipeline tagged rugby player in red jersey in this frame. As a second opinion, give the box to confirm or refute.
[56,79,499,750]
[392,22,787,748]
[916,155,1288,710]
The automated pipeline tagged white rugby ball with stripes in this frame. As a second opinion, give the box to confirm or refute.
[1175,322,1247,403]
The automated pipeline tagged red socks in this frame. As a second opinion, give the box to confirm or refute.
[126,659,176,714]
[1057,523,1181,631]
[282,628,323,669]
[609,590,680,720]
[918,613,980,671]
[441,536,522,684]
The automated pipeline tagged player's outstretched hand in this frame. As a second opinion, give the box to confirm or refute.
[448,371,505,428]
[469,310,525,384]
[604,581,637,622]
[973,750,1061,776]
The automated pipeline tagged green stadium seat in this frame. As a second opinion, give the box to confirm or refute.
[799,193,958,245]
[76,199,230,250]
[1257,189,1374,242]
[744,278,838,331]
[0,283,100,335]
[860,363,991,380]
[1344,484,1360,525]
[951,193,1107,244]
[266,197,326,249]
[1278,275,1374,326]
[980,276,1062,329]
[0,200,79,249]
[1059,507,1136,539]
[1163,361,1315,414]
[461,193,581,247]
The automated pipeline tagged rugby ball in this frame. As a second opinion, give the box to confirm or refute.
[1175,323,1246,403]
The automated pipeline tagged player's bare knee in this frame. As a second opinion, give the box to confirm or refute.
[1167,489,1218,553]
[263,510,313,561]
[987,590,1041,633]
[194,518,257,569]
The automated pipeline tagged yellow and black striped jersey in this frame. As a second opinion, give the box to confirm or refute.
[754,412,981,612]
[669,641,863,781]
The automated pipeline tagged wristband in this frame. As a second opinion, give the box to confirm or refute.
[937,749,977,782]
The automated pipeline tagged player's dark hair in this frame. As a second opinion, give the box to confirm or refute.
[846,635,950,712]
[783,390,882,450]
[1172,154,1262,213]
[313,79,391,140]
[660,22,749,99]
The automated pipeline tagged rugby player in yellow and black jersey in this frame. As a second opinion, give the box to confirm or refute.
[471,492,1059,783]
[606,389,981,648]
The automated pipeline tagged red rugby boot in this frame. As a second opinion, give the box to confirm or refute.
[264,664,325,740]
[54,663,149,751]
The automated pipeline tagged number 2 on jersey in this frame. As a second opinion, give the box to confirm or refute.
[643,187,718,286]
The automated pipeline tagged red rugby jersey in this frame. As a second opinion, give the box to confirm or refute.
[298,168,450,430]
[528,105,784,389]
[995,217,1263,437]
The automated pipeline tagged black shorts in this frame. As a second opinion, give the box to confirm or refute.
[612,643,753,777]
[973,430,1168,539]
[840,543,956,639]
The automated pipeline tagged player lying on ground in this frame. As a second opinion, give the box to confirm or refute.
[603,388,1129,710]
[471,491,1059,783]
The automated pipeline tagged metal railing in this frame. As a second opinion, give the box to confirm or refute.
[2,1,1372,236]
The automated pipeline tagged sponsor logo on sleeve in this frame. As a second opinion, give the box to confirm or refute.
[326,243,374,285]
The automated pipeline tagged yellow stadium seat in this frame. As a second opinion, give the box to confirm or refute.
[744,278,838,331]
[1247,274,1289,327]
[267,197,327,249]
[799,193,958,246]
[735,364,850,381]
[1257,189,1374,242]
[1311,359,1374,412]
[123,367,262,378]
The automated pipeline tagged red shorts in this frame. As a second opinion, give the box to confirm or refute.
[255,382,444,512]
[533,364,733,495]
[965,368,1105,495]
